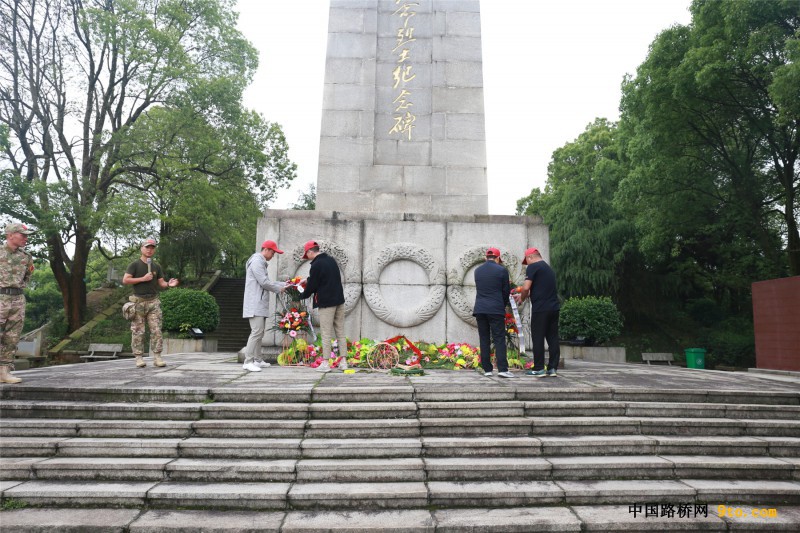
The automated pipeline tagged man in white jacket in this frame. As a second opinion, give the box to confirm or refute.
[242,240,287,372]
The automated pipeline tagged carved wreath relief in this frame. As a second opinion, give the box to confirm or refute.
[282,239,525,330]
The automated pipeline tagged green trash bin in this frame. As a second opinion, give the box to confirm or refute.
[684,348,706,369]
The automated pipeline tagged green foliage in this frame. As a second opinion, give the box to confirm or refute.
[291,183,317,210]
[686,298,724,327]
[78,316,133,352]
[700,318,756,369]
[559,296,623,346]
[516,119,642,307]
[0,0,296,331]
[618,0,797,278]
[160,289,220,333]
[1,498,27,510]
[23,262,64,332]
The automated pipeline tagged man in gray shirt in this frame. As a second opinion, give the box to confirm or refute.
[242,240,287,372]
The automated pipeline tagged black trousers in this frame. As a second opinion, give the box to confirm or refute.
[476,313,508,373]
[531,310,560,371]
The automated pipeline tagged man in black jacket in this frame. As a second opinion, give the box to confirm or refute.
[299,240,347,372]
[516,247,560,377]
[473,247,513,378]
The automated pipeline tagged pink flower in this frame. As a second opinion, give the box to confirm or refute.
[289,330,297,338]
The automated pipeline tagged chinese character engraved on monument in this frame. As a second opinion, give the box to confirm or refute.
[316,0,489,215]
[262,0,547,349]
[389,1,418,140]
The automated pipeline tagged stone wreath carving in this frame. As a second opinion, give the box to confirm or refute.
[363,242,446,327]
[280,239,362,315]
[446,245,526,326]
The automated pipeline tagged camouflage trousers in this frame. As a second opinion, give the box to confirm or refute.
[130,296,163,356]
[0,294,26,367]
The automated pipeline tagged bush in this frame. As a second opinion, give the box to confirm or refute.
[699,319,755,368]
[160,289,220,333]
[559,296,623,345]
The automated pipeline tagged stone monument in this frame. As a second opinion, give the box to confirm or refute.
[316,0,488,215]
[255,0,548,351]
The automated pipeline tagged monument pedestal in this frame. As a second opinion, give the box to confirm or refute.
[257,208,546,348]
[256,1,550,351]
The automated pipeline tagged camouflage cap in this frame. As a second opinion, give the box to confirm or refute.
[5,222,34,235]
[141,238,157,247]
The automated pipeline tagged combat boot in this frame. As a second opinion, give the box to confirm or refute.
[0,365,22,384]
[135,355,146,368]
[153,354,166,367]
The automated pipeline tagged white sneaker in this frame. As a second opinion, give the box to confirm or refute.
[315,361,331,372]
[243,362,262,372]
[338,359,348,370]
[497,371,515,378]
[255,360,271,368]
[483,370,494,377]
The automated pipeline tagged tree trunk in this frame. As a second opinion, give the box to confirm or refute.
[787,199,800,277]
[47,232,89,333]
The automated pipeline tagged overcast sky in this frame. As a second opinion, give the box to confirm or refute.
[235,0,693,215]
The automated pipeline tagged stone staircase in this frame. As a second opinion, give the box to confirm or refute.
[1,357,800,531]
[207,277,249,352]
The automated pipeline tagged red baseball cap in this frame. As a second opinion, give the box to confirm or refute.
[261,240,284,254]
[521,247,540,265]
[486,247,502,263]
[302,240,319,259]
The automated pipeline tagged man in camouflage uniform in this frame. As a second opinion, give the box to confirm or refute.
[1,222,35,384]
[123,238,179,368]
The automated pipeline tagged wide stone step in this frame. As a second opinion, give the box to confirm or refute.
[0,386,209,403]
[4,455,797,483]
[4,383,798,406]
[0,401,204,420]
[2,416,799,440]
[304,419,420,438]
[2,434,798,461]
[295,458,426,482]
[4,479,800,510]
[3,397,799,422]
[4,505,800,532]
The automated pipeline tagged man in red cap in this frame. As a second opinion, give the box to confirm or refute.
[242,240,288,372]
[1,222,35,384]
[473,247,514,378]
[515,247,561,377]
[298,240,347,372]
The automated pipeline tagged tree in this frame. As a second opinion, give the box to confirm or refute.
[516,119,639,306]
[618,0,799,278]
[290,183,316,210]
[0,0,294,331]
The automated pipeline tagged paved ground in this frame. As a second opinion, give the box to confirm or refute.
[6,353,800,393]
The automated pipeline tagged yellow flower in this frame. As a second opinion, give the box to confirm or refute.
[456,358,466,366]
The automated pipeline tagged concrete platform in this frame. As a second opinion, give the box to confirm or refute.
[2,353,799,401]
[2,353,799,531]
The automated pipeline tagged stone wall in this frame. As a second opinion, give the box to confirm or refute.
[257,209,547,347]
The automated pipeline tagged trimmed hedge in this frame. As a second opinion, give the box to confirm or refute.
[559,296,623,346]
[160,289,220,333]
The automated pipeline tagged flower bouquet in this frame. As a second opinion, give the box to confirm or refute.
[278,337,318,366]
[284,276,306,301]
[272,304,314,365]
[276,307,311,335]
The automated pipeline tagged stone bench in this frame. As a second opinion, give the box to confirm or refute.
[17,341,37,357]
[81,343,123,362]
[15,340,46,368]
[641,352,674,365]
